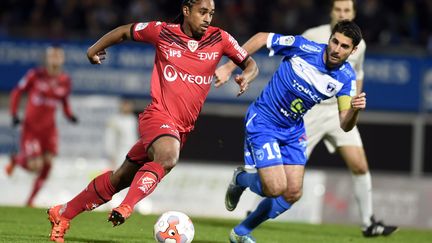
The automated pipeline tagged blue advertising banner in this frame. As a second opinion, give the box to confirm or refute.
[0,38,429,112]
[422,59,432,111]
[0,38,154,97]
[362,54,424,112]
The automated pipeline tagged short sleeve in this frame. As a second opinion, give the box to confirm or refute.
[221,30,248,65]
[131,21,163,45]
[267,33,302,57]
[337,68,357,97]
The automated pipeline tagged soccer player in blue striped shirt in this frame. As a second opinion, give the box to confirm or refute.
[215,20,366,243]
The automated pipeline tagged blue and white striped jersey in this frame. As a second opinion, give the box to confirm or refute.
[252,33,357,128]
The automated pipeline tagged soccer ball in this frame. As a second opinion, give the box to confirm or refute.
[153,211,195,243]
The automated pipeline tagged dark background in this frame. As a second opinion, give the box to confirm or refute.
[180,114,424,174]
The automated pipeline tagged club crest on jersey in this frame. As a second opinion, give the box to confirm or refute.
[326,82,336,93]
[255,149,265,161]
[188,40,198,52]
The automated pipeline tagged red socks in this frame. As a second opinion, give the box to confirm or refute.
[62,170,116,219]
[121,162,165,209]
[26,162,52,206]
[60,162,165,219]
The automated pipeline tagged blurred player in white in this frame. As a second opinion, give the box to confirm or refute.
[302,0,397,237]
[104,99,146,212]
[104,99,138,170]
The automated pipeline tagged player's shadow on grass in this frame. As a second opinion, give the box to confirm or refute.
[66,237,118,243]
[262,223,360,238]
[195,218,237,228]
[193,240,225,243]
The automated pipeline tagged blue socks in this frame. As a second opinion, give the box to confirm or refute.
[236,172,264,196]
[234,196,292,235]
[234,171,292,235]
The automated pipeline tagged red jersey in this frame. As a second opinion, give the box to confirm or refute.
[10,67,73,132]
[131,21,248,132]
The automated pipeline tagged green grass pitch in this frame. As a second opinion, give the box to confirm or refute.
[0,206,431,243]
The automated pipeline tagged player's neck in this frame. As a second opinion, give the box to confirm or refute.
[46,66,62,76]
[180,23,203,40]
[323,51,340,69]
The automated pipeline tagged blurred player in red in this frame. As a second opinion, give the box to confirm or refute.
[5,45,78,207]
[46,0,258,242]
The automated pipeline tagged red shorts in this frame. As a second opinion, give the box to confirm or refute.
[21,126,58,157]
[127,109,189,164]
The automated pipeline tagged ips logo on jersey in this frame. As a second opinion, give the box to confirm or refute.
[326,82,336,93]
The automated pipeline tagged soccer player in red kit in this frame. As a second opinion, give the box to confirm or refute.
[5,45,78,207]
[46,0,258,242]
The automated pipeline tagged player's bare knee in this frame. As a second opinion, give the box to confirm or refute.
[158,159,178,172]
[263,183,287,197]
[153,150,179,171]
[28,157,44,172]
[283,188,303,203]
[350,162,369,174]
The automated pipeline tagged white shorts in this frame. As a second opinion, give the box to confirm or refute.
[303,100,363,156]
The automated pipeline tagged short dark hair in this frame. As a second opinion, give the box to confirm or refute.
[331,20,362,47]
[173,0,202,24]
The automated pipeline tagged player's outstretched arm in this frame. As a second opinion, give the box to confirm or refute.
[338,92,366,132]
[215,32,269,88]
[87,24,134,64]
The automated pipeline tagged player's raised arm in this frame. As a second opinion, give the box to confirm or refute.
[87,24,133,64]
[338,92,366,132]
[215,32,269,88]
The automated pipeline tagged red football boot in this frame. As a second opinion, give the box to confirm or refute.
[47,205,70,243]
[108,204,132,227]
[4,155,17,176]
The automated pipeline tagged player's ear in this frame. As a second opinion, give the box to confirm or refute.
[182,5,190,17]
[350,45,358,55]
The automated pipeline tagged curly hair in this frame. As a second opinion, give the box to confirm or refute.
[172,0,202,24]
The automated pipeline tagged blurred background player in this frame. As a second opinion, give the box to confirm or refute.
[104,99,138,170]
[216,20,365,243]
[302,0,397,237]
[46,0,258,242]
[104,98,140,212]
[4,45,78,207]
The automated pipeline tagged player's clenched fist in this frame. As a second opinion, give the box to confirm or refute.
[87,50,107,64]
[214,63,233,88]
[351,92,366,110]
